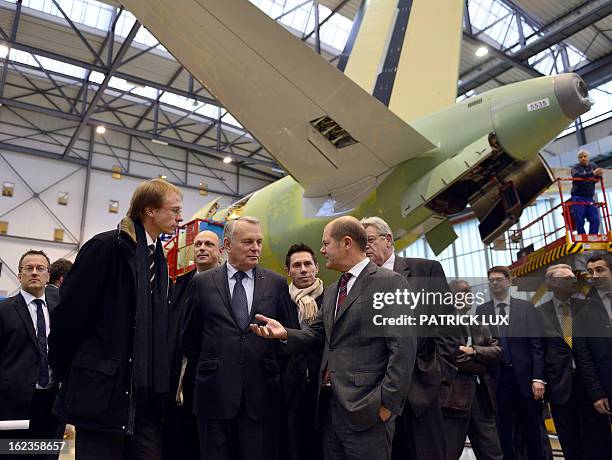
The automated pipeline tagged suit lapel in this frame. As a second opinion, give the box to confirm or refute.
[249,267,267,323]
[324,280,339,334]
[393,256,411,277]
[542,301,563,336]
[212,264,234,321]
[13,294,39,353]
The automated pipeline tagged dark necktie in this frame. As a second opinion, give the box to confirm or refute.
[497,302,512,365]
[322,272,353,386]
[232,271,249,330]
[334,272,353,318]
[148,243,155,293]
[33,299,50,387]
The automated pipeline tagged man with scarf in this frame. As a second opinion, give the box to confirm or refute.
[283,243,324,460]
[49,179,183,460]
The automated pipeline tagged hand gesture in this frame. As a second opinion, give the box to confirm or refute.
[594,398,611,415]
[532,381,545,400]
[249,314,288,340]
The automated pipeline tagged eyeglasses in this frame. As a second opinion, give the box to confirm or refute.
[164,206,183,216]
[20,265,48,274]
[367,234,387,244]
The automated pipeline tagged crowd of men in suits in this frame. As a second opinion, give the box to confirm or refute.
[1,178,611,460]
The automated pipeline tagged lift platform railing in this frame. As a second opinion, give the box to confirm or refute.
[507,176,611,264]
[557,176,611,243]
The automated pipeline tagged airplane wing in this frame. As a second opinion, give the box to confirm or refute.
[119,0,435,211]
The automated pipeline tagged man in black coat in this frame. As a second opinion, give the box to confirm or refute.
[538,263,611,460]
[251,216,417,460]
[49,179,183,460]
[573,256,612,457]
[0,250,63,459]
[442,280,503,460]
[43,258,72,309]
[477,266,546,460]
[182,216,299,460]
[164,230,222,460]
[283,242,324,460]
[360,216,458,460]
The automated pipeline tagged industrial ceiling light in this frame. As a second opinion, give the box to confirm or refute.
[475,46,488,57]
[223,156,232,164]
[96,125,106,134]
[0,44,9,59]
[151,138,168,145]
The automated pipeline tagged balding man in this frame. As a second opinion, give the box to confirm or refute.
[165,230,222,460]
[360,216,459,460]
[537,264,611,460]
[182,217,298,460]
[251,216,417,460]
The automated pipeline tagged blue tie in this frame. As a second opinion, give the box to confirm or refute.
[497,303,512,365]
[232,271,249,330]
[33,299,50,387]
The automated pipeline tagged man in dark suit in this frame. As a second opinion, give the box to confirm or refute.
[43,258,72,309]
[442,280,503,460]
[360,216,458,460]
[165,230,222,460]
[49,179,183,460]
[573,256,612,457]
[251,216,417,460]
[538,263,611,460]
[477,266,546,460]
[283,242,324,460]
[0,250,63,459]
[182,216,299,460]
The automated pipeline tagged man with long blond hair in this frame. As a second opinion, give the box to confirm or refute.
[49,178,183,460]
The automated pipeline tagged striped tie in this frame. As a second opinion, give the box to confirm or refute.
[561,302,572,348]
[148,243,155,293]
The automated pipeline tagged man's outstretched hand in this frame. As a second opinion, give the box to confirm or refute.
[249,314,288,340]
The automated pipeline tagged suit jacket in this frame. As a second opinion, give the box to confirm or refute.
[285,261,417,432]
[168,269,196,404]
[477,298,545,400]
[440,322,502,414]
[0,293,54,420]
[537,299,584,405]
[573,289,612,403]
[44,284,60,309]
[393,256,459,416]
[182,263,299,421]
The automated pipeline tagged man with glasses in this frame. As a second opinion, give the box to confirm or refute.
[360,216,459,460]
[49,178,183,460]
[538,264,611,460]
[477,266,545,460]
[0,249,64,458]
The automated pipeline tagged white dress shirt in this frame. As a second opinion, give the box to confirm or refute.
[493,295,511,313]
[145,231,158,249]
[227,262,255,314]
[20,290,53,388]
[344,257,370,295]
[382,253,395,271]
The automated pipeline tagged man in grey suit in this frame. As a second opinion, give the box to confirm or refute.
[361,216,458,460]
[251,216,417,460]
